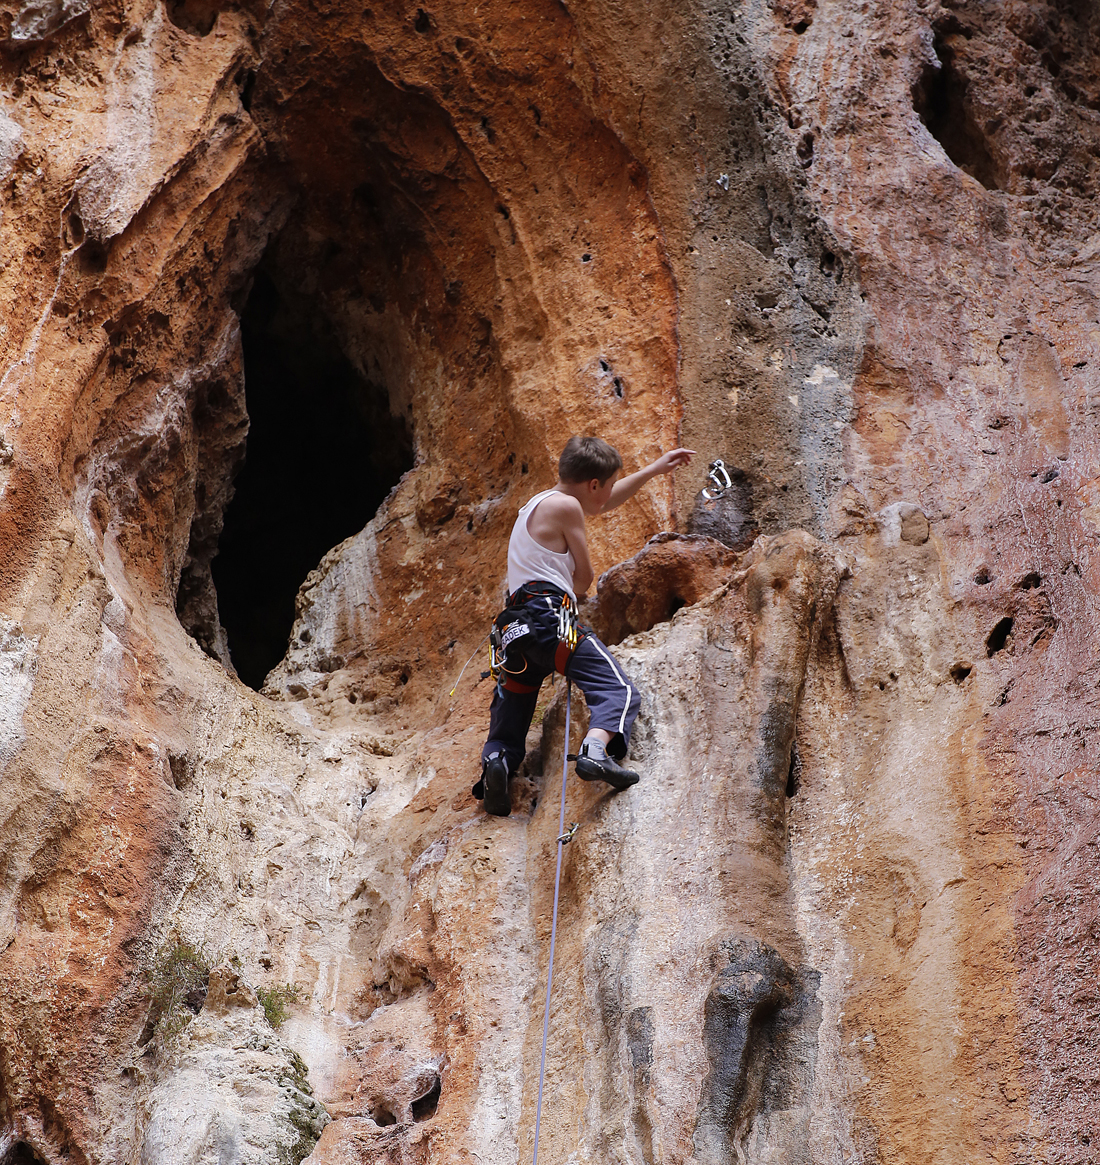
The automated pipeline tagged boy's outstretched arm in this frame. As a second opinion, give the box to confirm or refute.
[605,448,696,511]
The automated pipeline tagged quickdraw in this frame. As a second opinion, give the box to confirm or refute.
[702,458,733,500]
[553,593,579,675]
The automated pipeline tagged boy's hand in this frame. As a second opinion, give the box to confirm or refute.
[650,448,696,475]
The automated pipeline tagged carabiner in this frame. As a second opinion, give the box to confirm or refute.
[702,458,733,500]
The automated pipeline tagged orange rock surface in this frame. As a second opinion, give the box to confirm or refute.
[2,0,1100,1161]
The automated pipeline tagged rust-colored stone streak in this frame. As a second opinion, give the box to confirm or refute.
[781,0,1100,1160]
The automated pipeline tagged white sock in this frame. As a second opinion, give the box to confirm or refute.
[582,736,608,760]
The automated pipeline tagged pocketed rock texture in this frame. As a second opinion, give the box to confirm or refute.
[3,0,1100,1162]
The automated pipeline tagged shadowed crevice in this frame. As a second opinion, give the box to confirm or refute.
[912,37,1003,190]
[0,1141,49,1164]
[693,938,818,1165]
[209,265,414,689]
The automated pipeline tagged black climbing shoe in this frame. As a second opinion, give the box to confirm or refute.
[573,747,640,791]
[482,754,512,817]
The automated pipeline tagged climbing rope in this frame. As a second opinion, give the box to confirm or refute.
[447,631,490,697]
[532,678,573,1165]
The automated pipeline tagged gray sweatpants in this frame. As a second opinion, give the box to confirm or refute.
[482,632,641,775]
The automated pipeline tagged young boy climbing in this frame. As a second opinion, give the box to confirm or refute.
[476,436,695,816]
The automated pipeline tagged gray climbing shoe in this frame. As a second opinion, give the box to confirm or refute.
[573,746,640,790]
[482,753,511,817]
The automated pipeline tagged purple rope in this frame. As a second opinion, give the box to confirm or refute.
[532,678,571,1165]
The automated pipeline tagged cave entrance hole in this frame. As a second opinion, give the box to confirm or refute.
[210,263,414,690]
[1,1145,48,1165]
[912,32,1002,191]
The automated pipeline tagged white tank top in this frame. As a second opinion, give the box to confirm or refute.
[507,489,577,600]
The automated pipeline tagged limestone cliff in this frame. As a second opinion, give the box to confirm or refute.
[2,0,1100,1162]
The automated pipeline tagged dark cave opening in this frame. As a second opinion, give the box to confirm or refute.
[372,1103,397,1127]
[211,267,414,690]
[913,38,1002,191]
[411,1074,441,1121]
[986,616,1014,657]
[1,1144,47,1165]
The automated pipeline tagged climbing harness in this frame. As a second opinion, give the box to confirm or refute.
[702,458,733,500]
[488,584,583,694]
[488,601,539,693]
[532,679,573,1165]
[489,619,532,680]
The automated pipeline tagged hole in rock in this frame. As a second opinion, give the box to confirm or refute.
[1,1145,47,1165]
[236,68,256,112]
[973,567,991,585]
[211,268,413,689]
[786,743,801,797]
[168,753,192,790]
[372,1103,398,1127]
[411,1074,441,1121]
[986,617,1014,656]
[77,239,110,275]
[1018,571,1041,590]
[819,250,840,276]
[165,0,221,35]
[65,210,85,248]
[950,662,972,683]
[912,35,1002,190]
[184,983,208,1013]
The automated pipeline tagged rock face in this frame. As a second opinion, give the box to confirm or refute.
[2,0,1100,1162]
